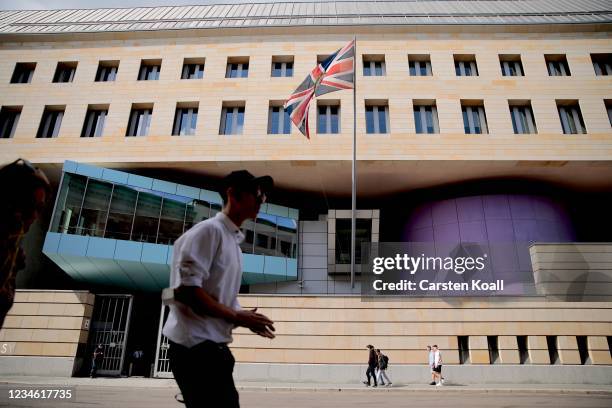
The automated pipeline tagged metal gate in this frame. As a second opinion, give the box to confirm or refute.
[153,304,173,378]
[88,294,133,376]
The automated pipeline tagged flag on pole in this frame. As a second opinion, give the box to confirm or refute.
[284,40,355,138]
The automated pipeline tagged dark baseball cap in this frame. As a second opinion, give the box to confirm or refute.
[221,170,274,195]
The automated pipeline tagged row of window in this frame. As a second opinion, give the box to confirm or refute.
[2,99,609,139]
[458,335,612,365]
[8,53,612,84]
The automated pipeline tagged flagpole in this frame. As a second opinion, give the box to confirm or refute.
[351,35,357,289]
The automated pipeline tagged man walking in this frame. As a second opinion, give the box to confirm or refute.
[375,348,392,387]
[362,344,378,387]
[432,344,444,386]
[427,345,436,385]
[90,344,104,378]
[162,170,276,408]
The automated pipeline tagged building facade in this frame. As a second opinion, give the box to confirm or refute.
[0,1,611,383]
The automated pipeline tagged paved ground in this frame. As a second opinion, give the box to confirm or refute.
[0,378,611,408]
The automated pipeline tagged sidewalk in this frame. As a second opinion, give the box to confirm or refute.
[0,376,611,395]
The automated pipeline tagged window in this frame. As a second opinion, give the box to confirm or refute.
[0,106,21,138]
[487,336,500,364]
[413,102,439,134]
[317,102,340,134]
[81,106,108,138]
[499,55,524,76]
[220,104,245,135]
[509,101,537,134]
[592,54,612,76]
[362,55,385,76]
[606,100,612,127]
[458,336,470,364]
[95,61,118,82]
[547,336,559,364]
[226,57,249,78]
[335,218,371,264]
[517,336,530,364]
[172,104,198,136]
[271,56,293,77]
[53,62,77,83]
[365,102,389,134]
[557,101,586,134]
[461,101,488,134]
[10,62,36,83]
[545,55,570,76]
[181,58,205,79]
[408,54,432,76]
[37,106,65,138]
[454,55,478,76]
[126,105,153,137]
[577,336,591,365]
[138,59,161,80]
[268,103,291,134]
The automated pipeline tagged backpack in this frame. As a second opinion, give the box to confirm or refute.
[381,354,389,369]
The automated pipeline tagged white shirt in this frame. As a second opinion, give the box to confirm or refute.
[162,212,244,347]
[433,350,442,367]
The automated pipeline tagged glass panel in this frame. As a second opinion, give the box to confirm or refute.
[330,106,339,133]
[223,108,234,134]
[271,107,280,134]
[241,63,249,78]
[272,62,282,77]
[378,107,387,133]
[254,214,277,256]
[426,108,434,133]
[132,191,162,243]
[414,107,423,133]
[462,108,470,133]
[158,198,186,245]
[105,185,137,241]
[283,108,291,134]
[78,179,113,237]
[236,107,244,133]
[409,61,416,76]
[277,216,297,258]
[335,218,372,264]
[363,62,371,76]
[375,62,383,76]
[52,173,87,234]
[184,200,210,232]
[240,219,256,254]
[285,63,293,77]
[318,106,327,133]
[366,106,375,133]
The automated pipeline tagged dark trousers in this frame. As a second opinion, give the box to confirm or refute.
[169,340,239,408]
[366,364,377,386]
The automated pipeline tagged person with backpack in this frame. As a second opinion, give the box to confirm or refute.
[375,348,392,387]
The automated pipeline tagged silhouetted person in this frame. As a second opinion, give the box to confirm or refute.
[362,344,378,387]
[163,170,276,408]
[90,344,105,378]
[0,159,50,329]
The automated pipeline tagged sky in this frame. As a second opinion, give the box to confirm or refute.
[0,0,373,11]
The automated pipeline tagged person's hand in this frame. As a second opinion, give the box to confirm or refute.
[235,308,275,339]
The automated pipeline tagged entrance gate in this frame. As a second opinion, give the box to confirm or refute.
[87,294,133,376]
[154,304,172,377]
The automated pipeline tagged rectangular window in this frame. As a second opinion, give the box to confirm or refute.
[362,55,386,76]
[0,106,21,139]
[408,55,432,76]
[458,336,470,364]
[335,218,371,264]
[126,105,153,137]
[317,103,340,134]
[37,106,65,138]
[454,55,478,76]
[546,55,571,76]
[226,58,249,78]
[53,62,77,83]
[577,336,591,365]
[413,102,439,134]
[517,336,530,364]
[181,58,205,79]
[172,105,198,136]
[509,102,537,134]
[220,105,245,135]
[487,336,500,364]
[499,55,524,76]
[271,56,294,77]
[557,101,586,134]
[138,60,161,80]
[365,103,389,134]
[10,62,36,84]
[95,61,119,82]
[606,100,612,127]
[81,107,108,138]
[268,104,291,134]
[547,336,560,364]
[461,101,488,134]
[592,54,612,76]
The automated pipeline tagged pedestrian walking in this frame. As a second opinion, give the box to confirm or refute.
[432,344,444,386]
[362,344,378,387]
[162,170,276,408]
[90,344,104,378]
[427,345,436,385]
[375,349,392,387]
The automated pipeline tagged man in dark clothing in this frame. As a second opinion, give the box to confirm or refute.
[90,344,104,378]
[362,344,378,387]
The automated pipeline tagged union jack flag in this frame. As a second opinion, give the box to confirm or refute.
[284,40,355,139]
